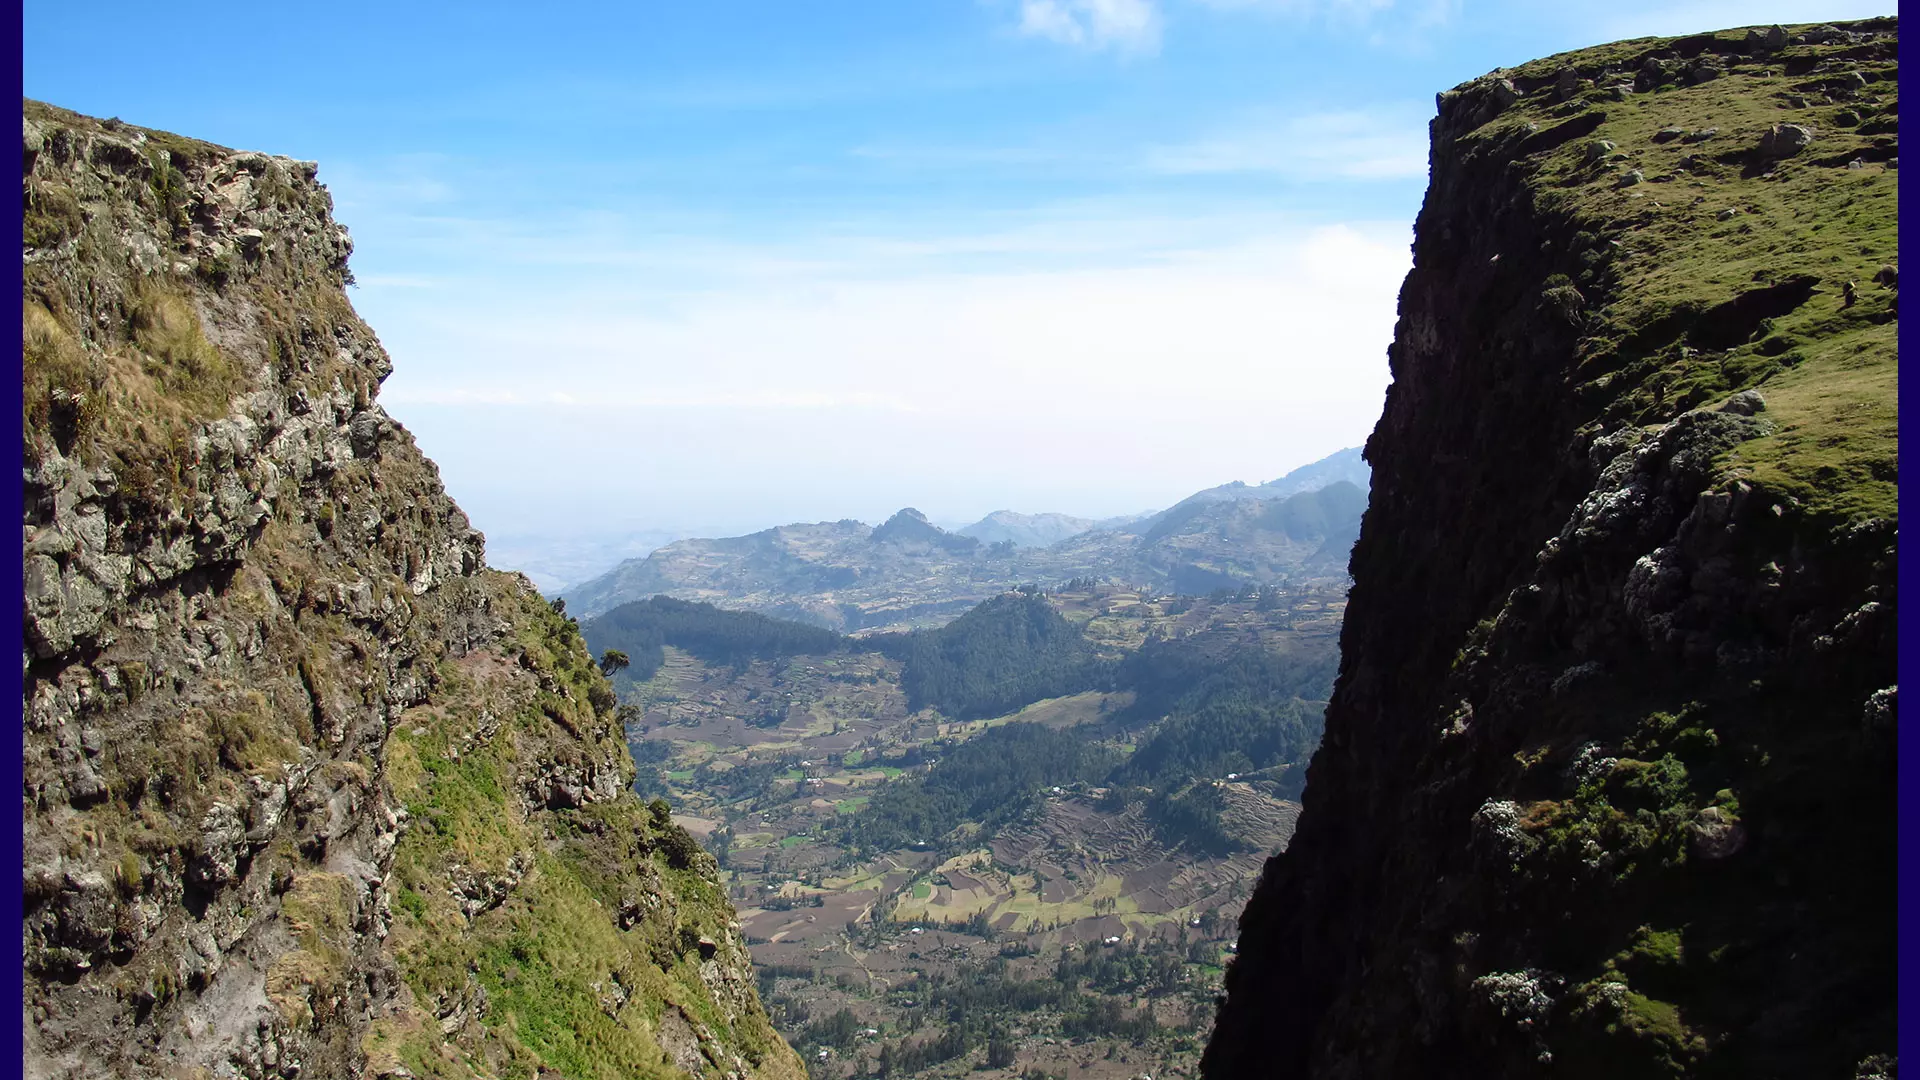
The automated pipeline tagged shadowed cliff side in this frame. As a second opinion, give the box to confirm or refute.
[1203,19,1895,1080]
[22,101,803,1080]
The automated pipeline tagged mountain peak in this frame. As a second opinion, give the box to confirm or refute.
[871,507,979,552]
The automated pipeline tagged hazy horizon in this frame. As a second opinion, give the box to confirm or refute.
[480,441,1359,594]
[26,0,1893,551]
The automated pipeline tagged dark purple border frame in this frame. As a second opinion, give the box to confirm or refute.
[0,8,1910,1076]
[9,0,32,1070]
[1899,10,1915,1070]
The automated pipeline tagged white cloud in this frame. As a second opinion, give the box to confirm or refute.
[1016,0,1163,53]
[1186,0,1447,23]
[361,212,1410,533]
[382,385,922,412]
[1144,107,1431,179]
[1185,0,1463,35]
[1005,0,1465,58]
[330,151,1413,534]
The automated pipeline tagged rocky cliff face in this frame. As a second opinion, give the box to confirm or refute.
[1203,20,1895,1080]
[22,100,803,1080]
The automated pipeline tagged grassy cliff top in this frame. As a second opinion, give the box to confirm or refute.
[1440,18,1896,528]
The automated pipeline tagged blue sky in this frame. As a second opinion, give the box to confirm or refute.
[26,0,1893,556]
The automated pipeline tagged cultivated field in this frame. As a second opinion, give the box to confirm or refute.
[619,586,1340,1078]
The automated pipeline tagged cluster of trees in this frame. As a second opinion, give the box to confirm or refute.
[877,1027,968,1076]
[582,595,850,683]
[1058,998,1159,1041]
[918,911,996,939]
[1143,783,1244,856]
[794,939,1216,1077]
[611,588,1342,865]
[760,892,827,911]
[844,632,1334,855]
[1115,632,1335,730]
[1104,644,1332,851]
[1055,938,1191,998]
[683,754,801,807]
[586,590,1114,724]
[1116,651,1327,790]
[803,1007,865,1050]
[873,593,1110,719]
[757,963,816,1011]
[625,738,674,798]
[918,955,1166,1046]
[839,723,1121,852]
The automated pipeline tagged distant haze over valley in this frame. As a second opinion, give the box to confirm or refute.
[555,448,1370,630]
[497,447,1369,597]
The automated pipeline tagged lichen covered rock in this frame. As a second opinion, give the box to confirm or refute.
[22,100,802,1080]
[1204,18,1895,1080]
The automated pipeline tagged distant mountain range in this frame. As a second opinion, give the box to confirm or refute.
[1162,446,1370,512]
[956,510,1099,549]
[560,448,1369,630]
[486,527,692,594]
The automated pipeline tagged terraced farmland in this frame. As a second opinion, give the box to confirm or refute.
[610,585,1340,1079]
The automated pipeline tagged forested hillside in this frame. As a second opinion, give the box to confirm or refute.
[584,594,851,683]
[876,592,1110,719]
[605,582,1347,1079]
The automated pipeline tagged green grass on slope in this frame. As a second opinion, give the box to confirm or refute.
[1431,23,1898,1073]
[1482,25,1897,528]
[369,578,794,1080]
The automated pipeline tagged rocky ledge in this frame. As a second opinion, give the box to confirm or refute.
[23,100,802,1080]
[1204,19,1896,1080]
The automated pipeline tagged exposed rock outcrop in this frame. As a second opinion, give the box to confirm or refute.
[1204,19,1895,1080]
[22,100,803,1080]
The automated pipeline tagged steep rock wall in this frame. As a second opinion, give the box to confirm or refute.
[22,101,803,1080]
[1204,20,1895,1080]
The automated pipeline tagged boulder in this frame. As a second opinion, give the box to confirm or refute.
[1688,806,1747,859]
[1757,123,1813,159]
